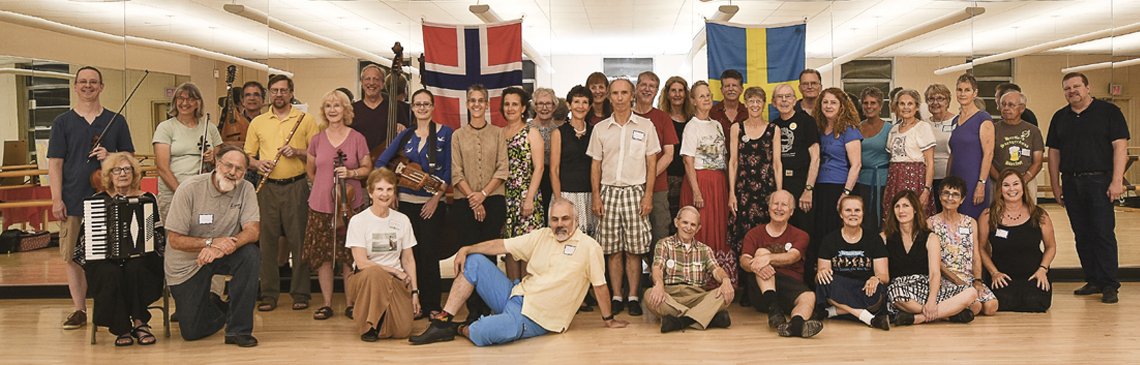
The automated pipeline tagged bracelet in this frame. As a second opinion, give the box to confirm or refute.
[973,278,984,284]
[602,314,614,321]
[923,185,932,191]
[480,190,488,197]
[1039,265,1049,272]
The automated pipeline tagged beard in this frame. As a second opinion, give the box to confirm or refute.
[553,224,576,242]
[215,172,238,193]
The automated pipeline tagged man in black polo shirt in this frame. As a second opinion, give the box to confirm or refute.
[1047,72,1130,304]
[770,83,820,283]
[351,64,409,152]
[48,66,135,329]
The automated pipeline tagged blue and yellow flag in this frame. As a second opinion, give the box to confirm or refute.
[706,21,806,121]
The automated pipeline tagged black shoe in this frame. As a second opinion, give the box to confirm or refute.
[577,304,594,313]
[871,313,891,330]
[1074,283,1101,295]
[409,320,457,345]
[1103,288,1120,304]
[739,294,751,308]
[891,311,914,326]
[170,312,178,323]
[810,307,828,321]
[767,312,786,329]
[224,335,259,347]
[360,328,379,342]
[949,309,975,323]
[611,300,624,315]
[800,319,824,338]
[708,310,731,329]
[627,300,643,316]
[660,314,684,333]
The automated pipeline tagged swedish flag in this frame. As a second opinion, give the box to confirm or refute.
[707,21,806,121]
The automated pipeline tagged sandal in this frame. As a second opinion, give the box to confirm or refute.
[345,306,354,320]
[292,298,310,310]
[132,325,156,345]
[115,333,134,347]
[258,297,277,312]
[313,306,334,320]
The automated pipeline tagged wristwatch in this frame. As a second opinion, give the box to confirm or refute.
[411,289,420,295]
[205,237,214,248]
[843,188,852,195]
[602,314,614,321]
[805,184,814,191]
[978,179,987,184]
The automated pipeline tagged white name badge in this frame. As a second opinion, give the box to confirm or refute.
[1021,148,1032,158]
[632,130,645,141]
[198,214,214,225]
[785,242,793,252]
[563,244,576,256]
[942,125,955,132]
[995,229,1009,239]
[666,259,675,269]
[958,225,971,236]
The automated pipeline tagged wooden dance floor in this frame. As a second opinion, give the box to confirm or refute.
[2,281,1136,364]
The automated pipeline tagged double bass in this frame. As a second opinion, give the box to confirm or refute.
[376,42,444,194]
[218,65,250,148]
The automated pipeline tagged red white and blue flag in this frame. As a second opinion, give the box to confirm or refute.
[422,19,523,129]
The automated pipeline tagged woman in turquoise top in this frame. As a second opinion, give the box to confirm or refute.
[857,87,891,232]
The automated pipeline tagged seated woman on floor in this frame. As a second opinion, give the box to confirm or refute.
[73,153,165,346]
[345,168,421,342]
[977,169,1056,312]
[813,195,890,330]
[929,176,998,316]
[882,190,977,326]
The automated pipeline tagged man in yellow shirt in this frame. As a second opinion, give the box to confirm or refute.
[409,198,629,346]
[244,74,322,311]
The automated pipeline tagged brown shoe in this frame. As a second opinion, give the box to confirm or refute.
[63,310,87,330]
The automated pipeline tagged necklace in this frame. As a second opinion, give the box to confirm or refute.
[1004,207,1024,221]
[469,120,487,130]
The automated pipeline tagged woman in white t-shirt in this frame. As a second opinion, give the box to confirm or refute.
[345,168,420,342]
[884,89,937,222]
[923,84,955,212]
[680,80,735,287]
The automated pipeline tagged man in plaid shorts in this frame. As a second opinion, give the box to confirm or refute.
[587,78,660,316]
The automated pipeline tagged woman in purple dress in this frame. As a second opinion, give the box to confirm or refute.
[946,74,995,219]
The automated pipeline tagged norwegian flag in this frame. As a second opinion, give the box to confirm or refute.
[422,19,523,130]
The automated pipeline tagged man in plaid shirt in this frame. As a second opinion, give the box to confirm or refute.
[645,206,734,332]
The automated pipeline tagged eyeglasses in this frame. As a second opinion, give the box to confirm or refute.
[774,94,796,100]
[269,88,290,95]
[940,191,962,199]
[175,97,198,103]
[111,167,133,175]
[927,97,948,103]
[413,102,433,108]
[1000,102,1024,109]
[801,82,821,87]
[535,102,555,108]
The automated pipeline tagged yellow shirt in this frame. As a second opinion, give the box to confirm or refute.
[505,227,606,333]
[244,107,322,179]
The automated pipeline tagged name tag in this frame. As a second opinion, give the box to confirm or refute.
[958,225,971,236]
[785,242,794,252]
[198,214,213,225]
[942,125,954,132]
[666,259,675,269]
[785,170,794,177]
[632,130,645,141]
[563,244,576,256]
[1021,148,1032,158]
[995,228,1009,239]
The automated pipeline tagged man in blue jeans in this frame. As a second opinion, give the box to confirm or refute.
[165,145,262,346]
[410,198,629,346]
[1047,72,1130,304]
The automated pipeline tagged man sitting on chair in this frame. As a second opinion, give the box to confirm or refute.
[165,145,262,347]
[409,198,629,346]
[646,206,734,333]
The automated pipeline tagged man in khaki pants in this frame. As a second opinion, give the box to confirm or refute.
[645,206,734,332]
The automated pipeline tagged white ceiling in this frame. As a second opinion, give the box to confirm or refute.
[2,0,1139,62]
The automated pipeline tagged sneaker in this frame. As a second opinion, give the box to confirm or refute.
[408,319,457,345]
[1103,288,1120,304]
[891,311,914,327]
[627,300,643,316]
[949,309,975,323]
[63,310,86,330]
[767,312,787,329]
[800,319,824,338]
[1074,283,1101,295]
[360,328,380,342]
[871,313,891,330]
[660,314,684,333]
[611,300,625,315]
[708,310,731,329]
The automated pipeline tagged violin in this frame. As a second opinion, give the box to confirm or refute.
[218,66,249,147]
[332,149,356,237]
[200,113,214,174]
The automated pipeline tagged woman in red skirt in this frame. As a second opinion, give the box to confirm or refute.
[884,89,937,222]
[680,81,734,288]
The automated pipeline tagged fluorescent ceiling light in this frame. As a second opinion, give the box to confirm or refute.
[469,4,553,74]
[818,6,984,73]
[934,21,1140,75]
[223,4,396,68]
[1060,58,1140,74]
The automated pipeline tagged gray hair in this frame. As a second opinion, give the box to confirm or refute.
[547,197,578,227]
[168,82,205,119]
[532,87,556,102]
[676,205,701,221]
[1001,91,1027,106]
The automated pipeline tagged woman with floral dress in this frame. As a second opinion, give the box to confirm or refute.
[728,86,782,265]
[929,175,998,316]
[500,87,545,281]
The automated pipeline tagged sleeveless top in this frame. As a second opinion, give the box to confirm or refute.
[886,230,931,279]
[989,219,1044,278]
[556,122,593,192]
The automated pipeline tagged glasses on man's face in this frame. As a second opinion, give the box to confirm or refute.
[413,102,433,109]
[269,88,290,95]
[243,93,262,99]
[940,191,962,199]
[1000,102,1024,109]
[801,82,821,88]
[76,80,100,86]
[774,94,796,100]
[535,102,555,108]
[111,167,133,175]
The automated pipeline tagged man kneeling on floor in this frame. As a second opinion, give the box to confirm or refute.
[646,206,734,333]
[740,190,823,338]
[409,198,629,346]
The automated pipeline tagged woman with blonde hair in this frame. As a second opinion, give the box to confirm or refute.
[153,82,222,220]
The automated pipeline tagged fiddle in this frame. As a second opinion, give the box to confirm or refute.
[332,149,356,237]
[200,113,214,174]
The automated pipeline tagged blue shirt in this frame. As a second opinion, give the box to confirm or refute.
[375,124,454,198]
[47,109,135,217]
[857,121,892,186]
[818,126,862,184]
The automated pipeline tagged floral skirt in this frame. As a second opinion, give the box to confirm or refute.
[884,162,936,221]
[303,208,356,269]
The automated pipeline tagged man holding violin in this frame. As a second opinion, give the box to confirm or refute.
[244,74,322,311]
[48,66,135,330]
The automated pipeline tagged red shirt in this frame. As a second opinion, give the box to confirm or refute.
[710,101,747,135]
[633,107,680,192]
[741,224,809,279]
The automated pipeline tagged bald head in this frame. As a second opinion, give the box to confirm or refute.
[768,190,795,224]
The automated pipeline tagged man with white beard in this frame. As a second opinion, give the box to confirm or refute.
[166,145,262,347]
[409,198,629,346]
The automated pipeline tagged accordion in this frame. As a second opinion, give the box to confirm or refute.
[83,193,158,261]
